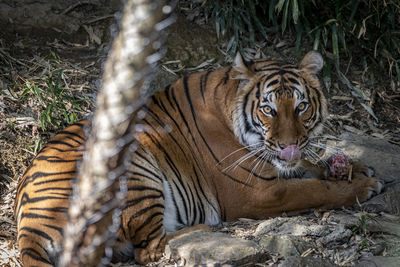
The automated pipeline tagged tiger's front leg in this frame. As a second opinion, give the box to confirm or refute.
[116,147,211,265]
[132,223,211,264]
[255,169,384,216]
[120,182,211,264]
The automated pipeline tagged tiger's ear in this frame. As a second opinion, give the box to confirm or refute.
[232,52,255,80]
[299,51,323,74]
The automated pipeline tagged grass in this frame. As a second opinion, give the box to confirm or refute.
[352,214,368,236]
[20,69,81,131]
[0,34,98,184]
[0,46,95,135]
[30,138,43,155]
[17,50,92,132]
[351,213,379,249]
[351,214,369,249]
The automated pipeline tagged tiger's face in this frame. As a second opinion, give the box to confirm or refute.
[232,51,327,176]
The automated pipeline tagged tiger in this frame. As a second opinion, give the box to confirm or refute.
[15,51,383,266]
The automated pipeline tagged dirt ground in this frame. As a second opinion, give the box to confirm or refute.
[1,2,400,266]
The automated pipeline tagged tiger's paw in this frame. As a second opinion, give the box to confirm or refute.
[350,164,384,202]
[360,177,384,201]
[367,179,384,199]
[134,243,166,265]
[352,161,375,178]
[325,154,384,204]
[355,163,384,200]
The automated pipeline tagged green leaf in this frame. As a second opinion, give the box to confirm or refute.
[248,0,257,15]
[45,105,52,122]
[220,14,226,34]
[322,27,328,46]
[323,62,332,91]
[269,0,277,22]
[7,120,15,130]
[71,102,82,110]
[395,61,400,81]
[349,0,360,23]
[360,103,378,121]
[323,19,337,26]
[253,16,267,37]
[313,28,321,50]
[54,69,63,90]
[230,18,239,56]
[241,10,254,42]
[295,23,302,54]
[63,109,69,123]
[370,69,375,89]
[332,24,340,69]
[338,28,347,53]
[338,71,367,100]
[282,0,290,33]
[20,86,31,99]
[292,0,299,24]
[70,112,78,124]
[276,0,286,13]
[226,36,235,52]
[233,17,239,39]
[215,16,220,38]
[40,114,46,131]
[33,138,43,155]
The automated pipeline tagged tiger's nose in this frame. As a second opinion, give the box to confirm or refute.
[277,141,297,150]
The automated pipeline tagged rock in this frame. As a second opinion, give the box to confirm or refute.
[0,0,118,41]
[327,132,400,214]
[361,182,400,214]
[377,235,400,257]
[365,219,400,237]
[328,212,359,227]
[254,218,290,236]
[149,67,178,93]
[355,256,400,267]
[278,256,337,267]
[259,235,311,257]
[254,217,330,237]
[332,212,400,237]
[317,224,352,245]
[165,230,265,266]
[165,15,223,67]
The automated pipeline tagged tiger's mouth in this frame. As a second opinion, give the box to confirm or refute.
[250,143,305,177]
[271,145,304,177]
[273,157,302,171]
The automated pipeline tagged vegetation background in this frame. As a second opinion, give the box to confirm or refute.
[207,0,400,120]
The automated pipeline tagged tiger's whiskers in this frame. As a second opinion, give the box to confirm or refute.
[245,151,266,184]
[221,146,264,172]
[217,142,264,165]
[308,142,340,154]
[304,147,328,166]
[244,149,277,185]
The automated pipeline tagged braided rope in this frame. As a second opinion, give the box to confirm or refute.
[59,1,176,266]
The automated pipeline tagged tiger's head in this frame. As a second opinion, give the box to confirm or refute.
[232,51,327,176]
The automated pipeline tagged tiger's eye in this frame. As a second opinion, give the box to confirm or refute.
[261,105,274,116]
[297,102,308,112]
